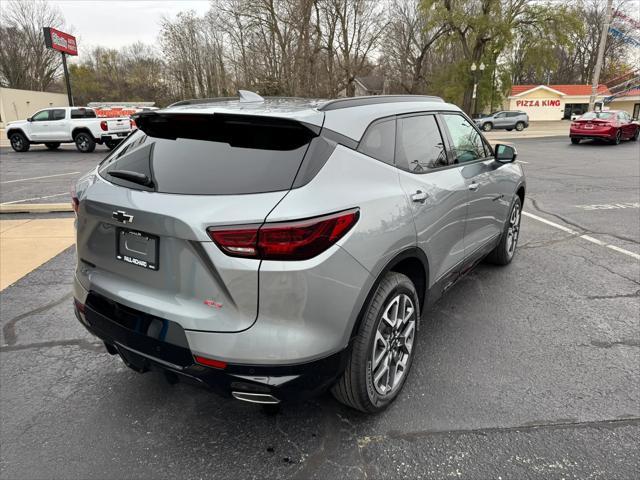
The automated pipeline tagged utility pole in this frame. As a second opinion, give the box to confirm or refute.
[589,0,614,111]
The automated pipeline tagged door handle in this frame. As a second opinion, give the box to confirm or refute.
[468,182,479,192]
[411,190,428,203]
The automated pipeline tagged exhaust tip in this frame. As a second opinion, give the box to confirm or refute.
[232,391,280,405]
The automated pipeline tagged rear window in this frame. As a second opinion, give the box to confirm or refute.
[581,112,613,120]
[99,113,316,195]
[71,108,97,119]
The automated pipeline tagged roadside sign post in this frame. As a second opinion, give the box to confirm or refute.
[42,27,78,107]
[60,52,73,107]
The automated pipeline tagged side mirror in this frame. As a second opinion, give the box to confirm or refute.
[495,143,517,163]
[27,117,33,122]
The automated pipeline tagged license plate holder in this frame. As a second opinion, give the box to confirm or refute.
[116,228,159,270]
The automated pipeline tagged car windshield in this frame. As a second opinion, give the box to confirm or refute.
[580,112,614,120]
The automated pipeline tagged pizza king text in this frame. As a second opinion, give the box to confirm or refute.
[515,99,561,107]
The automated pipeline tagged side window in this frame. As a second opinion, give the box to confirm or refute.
[442,114,487,163]
[495,112,506,118]
[508,112,520,118]
[358,119,396,165]
[51,109,66,120]
[71,108,97,119]
[31,110,50,122]
[396,115,447,173]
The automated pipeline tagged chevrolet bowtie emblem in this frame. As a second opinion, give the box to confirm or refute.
[112,210,134,224]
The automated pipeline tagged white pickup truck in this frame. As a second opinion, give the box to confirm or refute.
[6,107,133,153]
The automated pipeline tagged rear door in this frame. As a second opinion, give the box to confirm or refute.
[48,108,68,140]
[395,113,468,294]
[77,113,318,333]
[440,113,510,267]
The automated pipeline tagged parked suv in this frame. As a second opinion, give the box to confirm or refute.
[72,93,525,413]
[6,107,132,153]
[475,110,529,132]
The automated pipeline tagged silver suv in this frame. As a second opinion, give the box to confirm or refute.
[475,110,529,132]
[72,93,525,413]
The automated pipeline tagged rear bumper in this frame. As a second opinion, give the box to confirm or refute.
[74,291,349,402]
[570,127,614,140]
[100,133,129,142]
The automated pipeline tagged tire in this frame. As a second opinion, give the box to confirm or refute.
[515,122,525,132]
[571,137,580,144]
[105,140,119,150]
[45,142,61,150]
[506,128,513,131]
[487,196,522,266]
[612,129,621,145]
[630,128,638,142]
[331,272,419,413]
[9,132,30,152]
[482,122,493,132]
[74,132,96,153]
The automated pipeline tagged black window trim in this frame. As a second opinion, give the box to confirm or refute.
[354,109,497,175]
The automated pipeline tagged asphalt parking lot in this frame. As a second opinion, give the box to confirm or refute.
[1,136,639,479]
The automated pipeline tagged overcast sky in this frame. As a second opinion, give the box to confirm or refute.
[50,0,210,60]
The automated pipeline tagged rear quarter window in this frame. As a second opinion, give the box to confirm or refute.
[99,113,316,195]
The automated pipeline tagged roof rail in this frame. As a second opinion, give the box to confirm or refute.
[318,95,444,112]
[168,97,238,108]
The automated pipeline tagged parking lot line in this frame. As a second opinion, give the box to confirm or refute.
[0,218,75,290]
[0,192,68,205]
[523,211,640,260]
[0,172,80,184]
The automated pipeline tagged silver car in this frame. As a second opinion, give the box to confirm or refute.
[72,93,525,413]
[475,110,529,132]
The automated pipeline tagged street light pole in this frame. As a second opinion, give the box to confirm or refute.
[471,62,485,117]
[589,0,613,111]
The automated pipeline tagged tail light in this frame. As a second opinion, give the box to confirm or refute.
[194,355,227,369]
[130,119,136,129]
[208,208,359,260]
[100,120,108,131]
[70,182,79,215]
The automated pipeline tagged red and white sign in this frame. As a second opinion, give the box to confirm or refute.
[515,99,561,107]
[43,27,78,56]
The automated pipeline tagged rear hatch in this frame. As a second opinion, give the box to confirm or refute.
[76,112,318,332]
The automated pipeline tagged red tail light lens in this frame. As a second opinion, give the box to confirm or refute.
[130,119,136,129]
[194,355,227,369]
[100,120,108,131]
[208,208,359,260]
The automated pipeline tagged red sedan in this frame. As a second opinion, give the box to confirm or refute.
[570,110,639,145]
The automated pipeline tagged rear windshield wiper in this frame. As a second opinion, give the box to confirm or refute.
[108,169,154,187]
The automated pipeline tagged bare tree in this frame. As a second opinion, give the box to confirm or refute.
[0,0,65,91]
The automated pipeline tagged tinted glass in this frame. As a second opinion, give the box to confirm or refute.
[71,108,96,119]
[507,112,520,117]
[442,114,487,163]
[32,111,49,121]
[51,109,65,120]
[396,115,447,173]
[358,119,395,165]
[495,112,506,118]
[99,115,315,195]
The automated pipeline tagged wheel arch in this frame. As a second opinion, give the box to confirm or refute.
[349,247,429,340]
[6,128,28,140]
[72,127,94,140]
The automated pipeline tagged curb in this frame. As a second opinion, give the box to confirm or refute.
[0,203,72,214]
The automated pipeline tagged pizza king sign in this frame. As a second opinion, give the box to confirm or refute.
[515,99,561,107]
[43,27,78,56]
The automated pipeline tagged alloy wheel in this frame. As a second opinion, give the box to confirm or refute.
[506,203,521,257]
[371,293,416,396]
[11,135,23,150]
[77,135,89,151]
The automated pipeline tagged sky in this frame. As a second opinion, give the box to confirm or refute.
[49,0,210,60]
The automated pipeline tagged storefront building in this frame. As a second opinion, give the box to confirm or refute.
[608,88,640,120]
[507,84,611,121]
